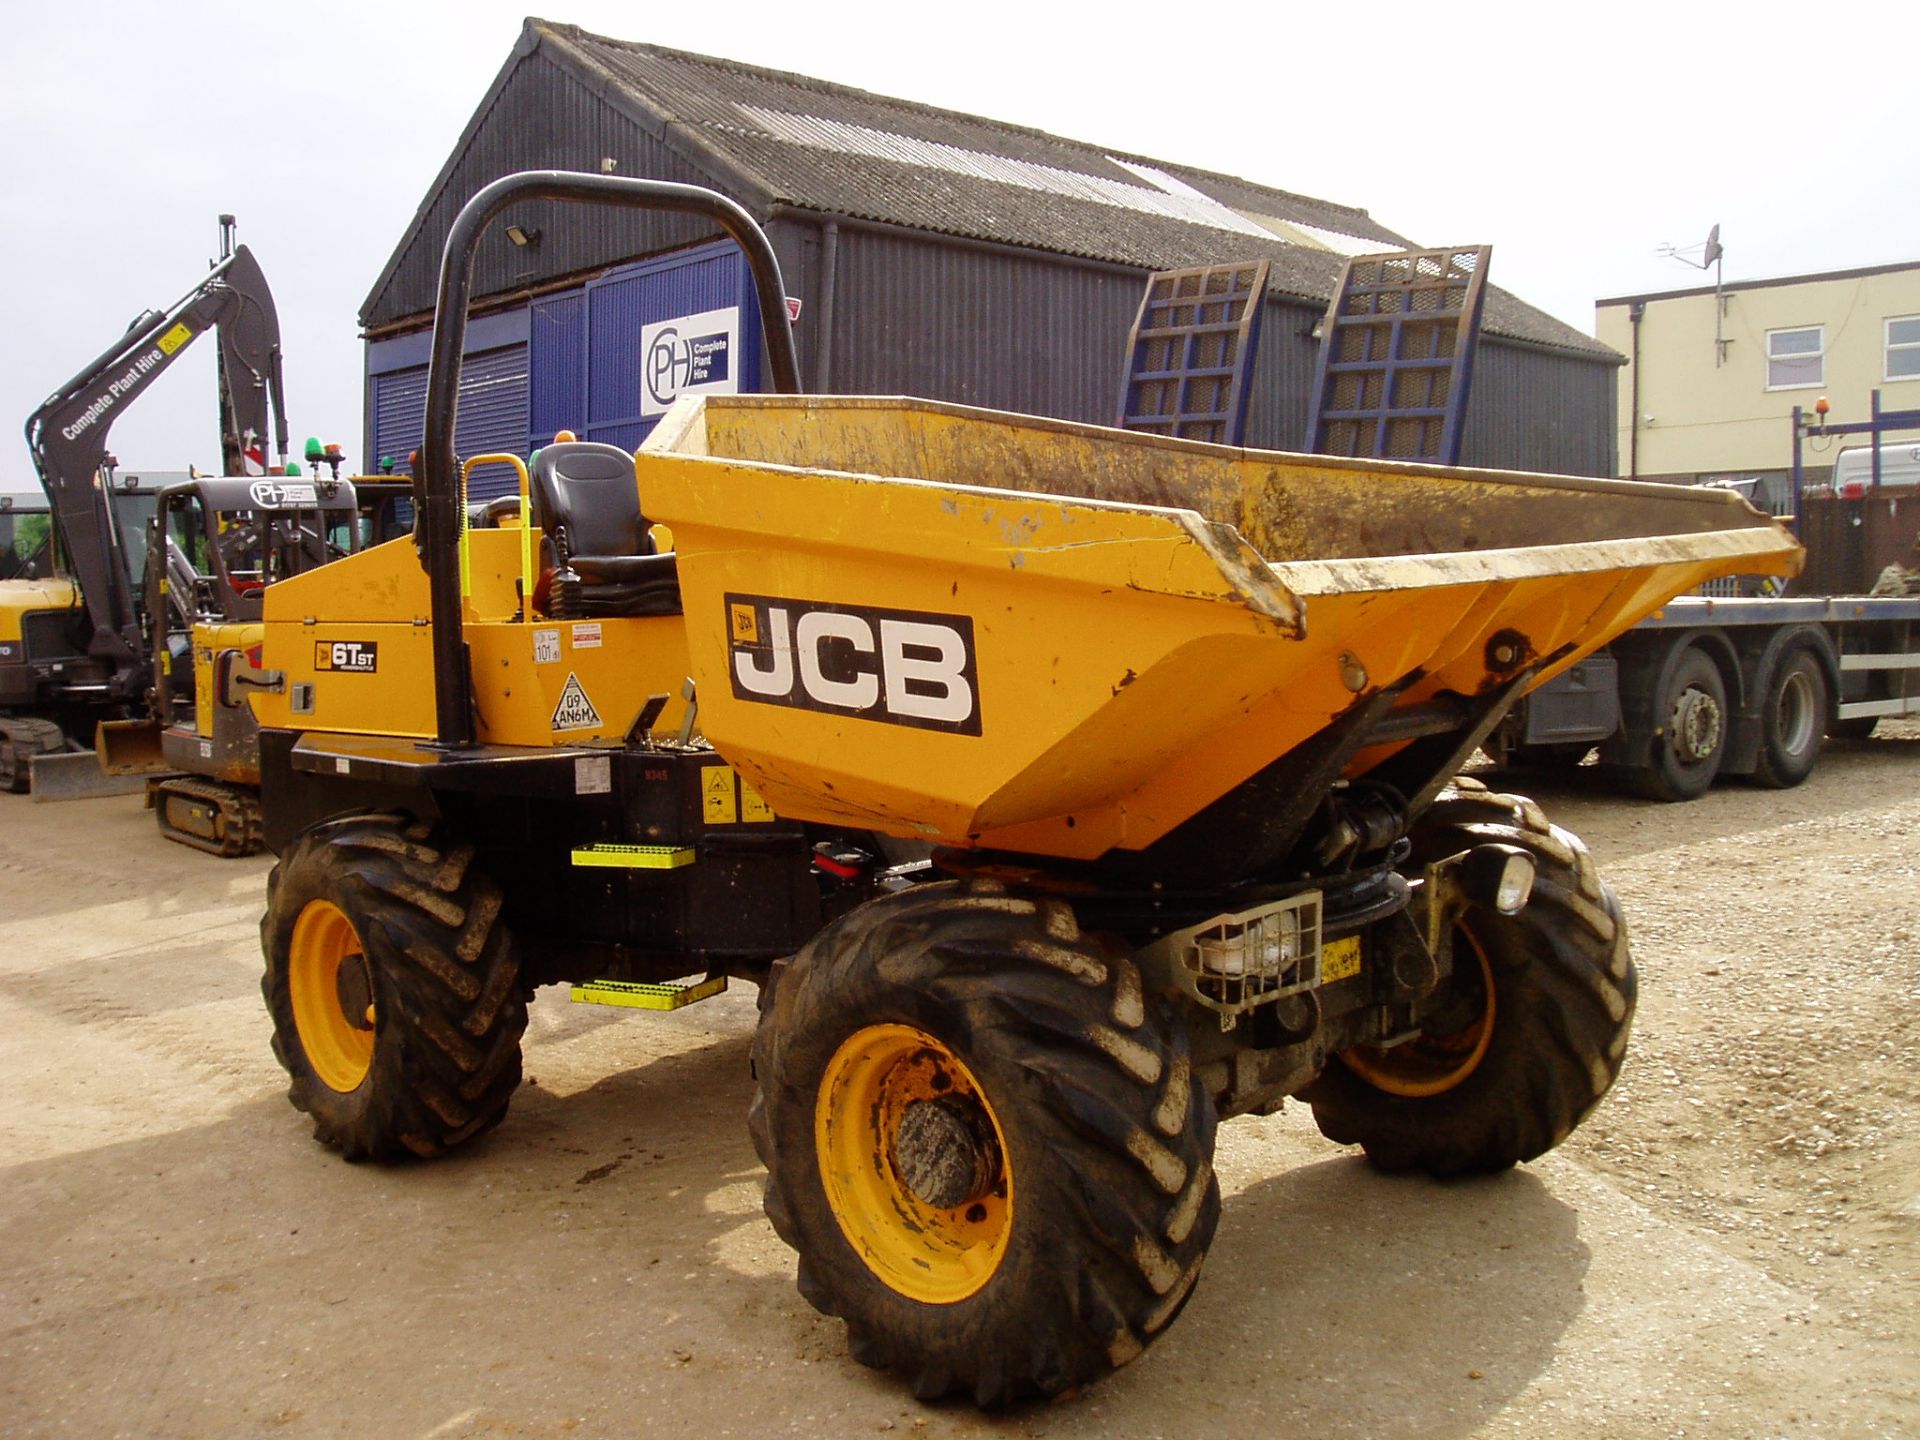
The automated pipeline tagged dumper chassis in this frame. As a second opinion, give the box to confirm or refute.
[250,172,1795,1406]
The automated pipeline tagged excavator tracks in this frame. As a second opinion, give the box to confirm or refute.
[150,775,264,857]
[0,717,67,793]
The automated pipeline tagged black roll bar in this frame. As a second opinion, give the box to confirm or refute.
[418,171,803,749]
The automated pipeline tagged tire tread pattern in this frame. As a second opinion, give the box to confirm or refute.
[1307,778,1637,1176]
[749,881,1219,1407]
[261,814,527,1161]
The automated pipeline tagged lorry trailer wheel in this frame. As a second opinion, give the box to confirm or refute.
[1751,648,1827,789]
[261,813,527,1161]
[750,881,1218,1407]
[1304,781,1635,1176]
[1629,647,1726,801]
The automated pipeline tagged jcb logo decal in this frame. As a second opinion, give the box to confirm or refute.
[314,641,378,673]
[726,593,980,736]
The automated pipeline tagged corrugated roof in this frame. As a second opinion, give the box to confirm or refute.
[368,19,1613,360]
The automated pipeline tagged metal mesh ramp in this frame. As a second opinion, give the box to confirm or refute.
[1117,261,1270,446]
[1306,246,1491,465]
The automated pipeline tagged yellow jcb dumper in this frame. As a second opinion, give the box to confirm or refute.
[247,173,1801,1408]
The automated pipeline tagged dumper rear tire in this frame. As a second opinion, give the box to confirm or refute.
[1305,781,1635,1176]
[750,881,1218,1407]
[261,813,527,1161]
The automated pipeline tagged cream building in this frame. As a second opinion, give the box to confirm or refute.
[1595,260,1920,487]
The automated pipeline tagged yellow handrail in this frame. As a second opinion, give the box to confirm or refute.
[459,453,535,620]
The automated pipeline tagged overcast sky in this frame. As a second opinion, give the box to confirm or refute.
[3,0,1913,488]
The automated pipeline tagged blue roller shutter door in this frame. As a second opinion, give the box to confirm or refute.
[369,343,531,501]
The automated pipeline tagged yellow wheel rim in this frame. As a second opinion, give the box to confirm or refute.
[815,1023,1013,1304]
[288,899,376,1093]
[1340,924,1497,1098]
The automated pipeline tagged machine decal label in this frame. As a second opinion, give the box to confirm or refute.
[250,479,318,508]
[574,754,612,795]
[725,593,981,736]
[739,777,775,823]
[1321,936,1362,984]
[533,628,561,665]
[59,336,177,441]
[551,672,603,731]
[571,622,602,649]
[314,640,378,673]
[703,765,739,825]
[156,323,194,355]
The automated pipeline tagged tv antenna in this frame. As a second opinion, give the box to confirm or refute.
[1658,223,1728,366]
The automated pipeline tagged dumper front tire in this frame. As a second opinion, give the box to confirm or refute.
[750,881,1218,1407]
[261,814,527,1161]
[1306,781,1635,1176]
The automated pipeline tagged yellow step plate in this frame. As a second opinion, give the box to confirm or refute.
[571,844,695,869]
[569,976,728,1011]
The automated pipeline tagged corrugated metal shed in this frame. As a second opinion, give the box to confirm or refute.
[362,17,1620,476]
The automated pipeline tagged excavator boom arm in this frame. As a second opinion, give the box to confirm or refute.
[22,241,286,666]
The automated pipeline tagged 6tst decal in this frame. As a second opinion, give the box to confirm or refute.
[725,593,980,735]
[313,641,378,673]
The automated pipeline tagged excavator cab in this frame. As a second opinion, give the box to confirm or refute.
[93,475,364,853]
[1,494,54,581]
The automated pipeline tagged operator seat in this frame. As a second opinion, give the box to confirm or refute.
[527,440,681,617]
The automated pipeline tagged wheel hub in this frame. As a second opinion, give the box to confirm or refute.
[334,950,375,1031]
[1340,924,1497,1097]
[892,1097,1000,1210]
[287,899,376,1092]
[815,1024,1014,1304]
[1775,670,1816,752]
[1670,685,1722,761]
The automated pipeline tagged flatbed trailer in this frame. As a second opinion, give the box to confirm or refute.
[1501,586,1920,798]
[1498,391,1920,800]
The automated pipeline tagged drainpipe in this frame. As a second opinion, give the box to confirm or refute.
[816,221,839,391]
[1628,300,1645,478]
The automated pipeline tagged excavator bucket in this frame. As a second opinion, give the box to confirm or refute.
[640,395,1802,860]
[95,718,171,775]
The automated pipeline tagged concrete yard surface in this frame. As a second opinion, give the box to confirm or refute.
[3,731,1919,1438]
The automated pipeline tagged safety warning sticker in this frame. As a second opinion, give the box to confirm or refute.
[533,628,561,664]
[551,672,603,731]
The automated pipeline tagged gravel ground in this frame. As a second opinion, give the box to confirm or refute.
[1,726,1917,1438]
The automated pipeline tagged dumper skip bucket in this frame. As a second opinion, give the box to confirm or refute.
[639,396,1799,860]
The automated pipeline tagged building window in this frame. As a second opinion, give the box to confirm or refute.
[1889,316,1920,381]
[1766,326,1824,390]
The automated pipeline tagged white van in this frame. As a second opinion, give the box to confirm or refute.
[1830,441,1920,498]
